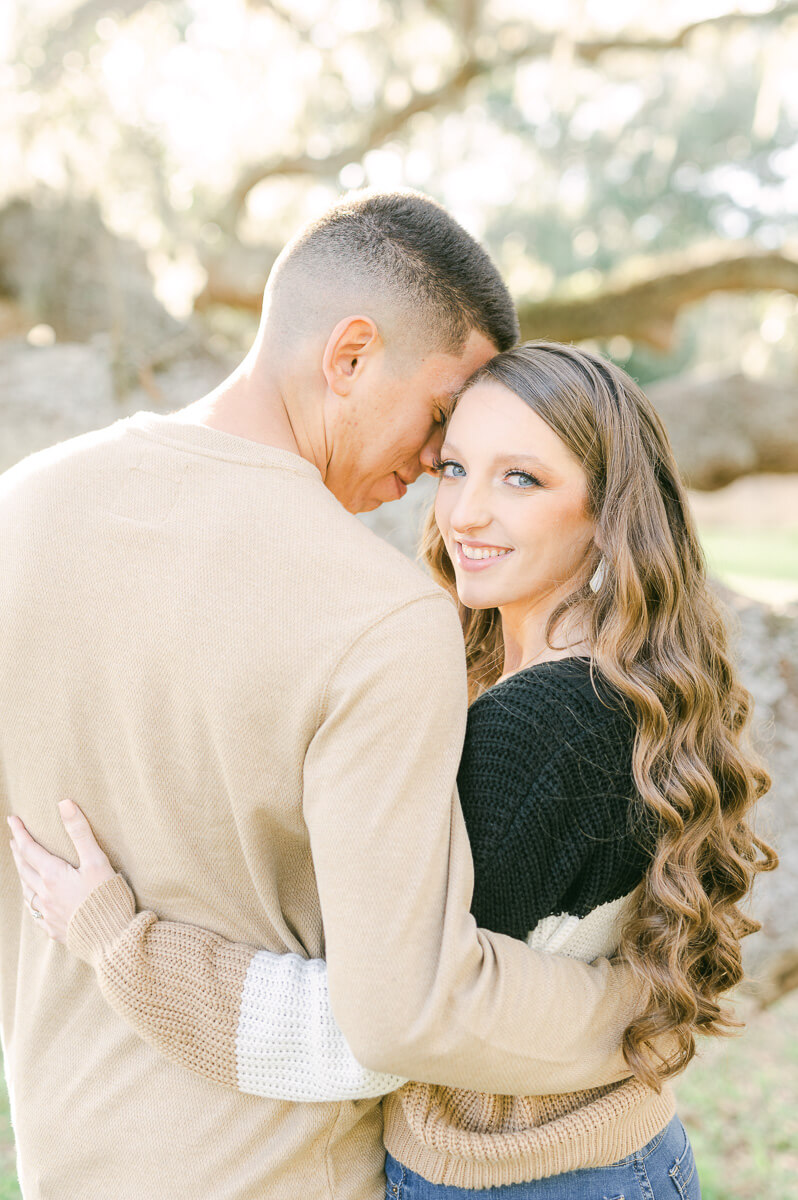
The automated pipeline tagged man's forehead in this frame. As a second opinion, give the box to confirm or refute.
[435,331,496,383]
[458,329,498,380]
[465,327,501,361]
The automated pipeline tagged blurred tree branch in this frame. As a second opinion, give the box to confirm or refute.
[196,244,798,350]
[647,371,798,488]
[517,249,798,349]
[221,52,507,229]
[223,2,798,230]
[46,0,150,37]
[194,241,279,311]
[569,2,798,61]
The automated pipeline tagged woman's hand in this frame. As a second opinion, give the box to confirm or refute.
[7,800,116,943]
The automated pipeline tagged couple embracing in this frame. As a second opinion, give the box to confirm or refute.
[1,191,773,1199]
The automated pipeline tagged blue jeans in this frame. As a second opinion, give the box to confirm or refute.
[384,1114,700,1199]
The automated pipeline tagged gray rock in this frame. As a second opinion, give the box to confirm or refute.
[0,340,229,474]
[725,590,798,995]
[0,194,199,387]
[648,372,798,490]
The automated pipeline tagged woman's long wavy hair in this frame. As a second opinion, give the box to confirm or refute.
[421,341,777,1090]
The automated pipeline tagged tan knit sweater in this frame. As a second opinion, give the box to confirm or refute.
[66,877,675,1189]
[1,413,657,1200]
[381,893,675,1187]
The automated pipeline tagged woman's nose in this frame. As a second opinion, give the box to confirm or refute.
[450,481,491,532]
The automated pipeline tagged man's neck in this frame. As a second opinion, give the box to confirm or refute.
[172,353,329,477]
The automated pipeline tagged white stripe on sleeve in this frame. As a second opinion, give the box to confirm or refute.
[236,949,408,1101]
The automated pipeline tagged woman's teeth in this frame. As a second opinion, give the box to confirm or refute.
[459,545,511,560]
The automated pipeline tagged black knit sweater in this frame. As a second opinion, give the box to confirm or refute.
[458,657,652,943]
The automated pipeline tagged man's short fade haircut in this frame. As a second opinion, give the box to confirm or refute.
[273,190,519,355]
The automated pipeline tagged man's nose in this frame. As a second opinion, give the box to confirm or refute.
[419,427,444,474]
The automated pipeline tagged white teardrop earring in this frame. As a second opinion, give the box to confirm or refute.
[589,556,606,594]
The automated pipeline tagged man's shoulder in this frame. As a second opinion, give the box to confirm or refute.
[310,497,454,612]
[0,418,132,500]
[279,498,461,696]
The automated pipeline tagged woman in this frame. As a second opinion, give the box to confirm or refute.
[10,342,775,1197]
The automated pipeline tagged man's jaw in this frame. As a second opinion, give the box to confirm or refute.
[369,472,411,508]
[352,469,417,513]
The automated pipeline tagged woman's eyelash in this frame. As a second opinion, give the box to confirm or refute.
[431,460,542,486]
[506,470,542,487]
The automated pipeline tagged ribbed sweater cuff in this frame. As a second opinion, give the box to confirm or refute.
[67,874,137,966]
[382,1083,677,1188]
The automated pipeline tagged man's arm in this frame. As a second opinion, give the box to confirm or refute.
[58,591,649,1102]
[66,874,407,1101]
[303,593,648,1096]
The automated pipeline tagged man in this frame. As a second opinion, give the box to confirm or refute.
[0,191,643,1200]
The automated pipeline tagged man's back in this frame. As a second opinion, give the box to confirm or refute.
[0,412,459,1200]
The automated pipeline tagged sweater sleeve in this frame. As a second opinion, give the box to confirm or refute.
[302,596,649,1096]
[68,601,652,1102]
[66,873,407,1101]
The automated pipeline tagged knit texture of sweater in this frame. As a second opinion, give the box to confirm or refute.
[461,657,650,943]
[1,413,653,1200]
[382,658,675,1187]
[63,652,676,1190]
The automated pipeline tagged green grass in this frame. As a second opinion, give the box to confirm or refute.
[674,990,798,1199]
[700,526,798,584]
[0,1057,19,1200]
[2,991,797,1197]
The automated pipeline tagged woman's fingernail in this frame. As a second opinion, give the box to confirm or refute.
[59,799,76,816]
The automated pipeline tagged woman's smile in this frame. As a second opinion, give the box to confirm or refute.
[454,537,515,570]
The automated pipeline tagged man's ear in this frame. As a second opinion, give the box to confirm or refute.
[322,316,380,396]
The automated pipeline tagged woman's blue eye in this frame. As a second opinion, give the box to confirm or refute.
[434,458,466,479]
[506,470,541,488]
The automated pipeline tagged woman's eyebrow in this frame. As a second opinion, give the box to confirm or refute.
[440,442,550,473]
[493,453,550,472]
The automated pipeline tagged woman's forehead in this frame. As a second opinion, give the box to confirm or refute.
[446,383,565,453]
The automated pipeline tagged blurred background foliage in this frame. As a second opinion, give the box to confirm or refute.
[1,2,798,1197]
[1,0,798,378]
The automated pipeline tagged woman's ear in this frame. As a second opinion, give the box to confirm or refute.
[322,316,380,396]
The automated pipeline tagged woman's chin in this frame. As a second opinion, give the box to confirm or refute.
[455,581,503,611]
